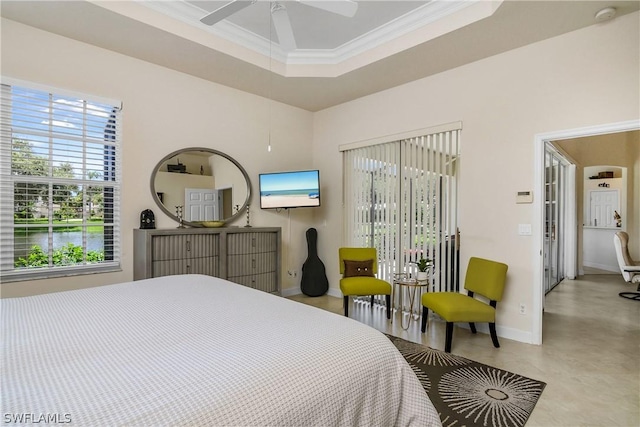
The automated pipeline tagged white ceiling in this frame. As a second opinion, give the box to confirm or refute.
[2,1,638,111]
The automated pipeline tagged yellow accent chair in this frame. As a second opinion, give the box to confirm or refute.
[421,257,508,352]
[339,247,392,319]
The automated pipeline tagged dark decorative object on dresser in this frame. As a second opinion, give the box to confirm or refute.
[301,228,329,296]
[139,209,155,229]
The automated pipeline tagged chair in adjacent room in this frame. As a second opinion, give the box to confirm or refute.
[613,231,640,301]
[339,247,392,319]
[421,256,508,353]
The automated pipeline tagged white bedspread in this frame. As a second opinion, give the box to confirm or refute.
[1,275,440,426]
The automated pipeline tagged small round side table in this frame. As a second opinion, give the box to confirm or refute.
[392,273,431,330]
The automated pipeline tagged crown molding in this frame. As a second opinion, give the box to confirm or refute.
[131,0,500,77]
[288,1,479,65]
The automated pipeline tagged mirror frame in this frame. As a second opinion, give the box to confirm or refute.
[150,147,252,227]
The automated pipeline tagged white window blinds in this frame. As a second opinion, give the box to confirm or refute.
[0,80,122,282]
[341,123,461,292]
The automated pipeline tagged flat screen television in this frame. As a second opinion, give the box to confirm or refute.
[259,170,321,209]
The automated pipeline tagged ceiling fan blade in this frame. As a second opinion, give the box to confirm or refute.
[271,2,297,51]
[200,0,255,26]
[299,0,358,18]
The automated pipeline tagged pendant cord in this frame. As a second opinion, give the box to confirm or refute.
[268,3,273,153]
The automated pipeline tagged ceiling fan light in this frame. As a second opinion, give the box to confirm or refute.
[271,2,297,51]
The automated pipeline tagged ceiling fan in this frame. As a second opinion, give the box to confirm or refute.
[199,0,359,51]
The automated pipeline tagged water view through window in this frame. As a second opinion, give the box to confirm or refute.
[2,82,120,276]
[16,230,105,259]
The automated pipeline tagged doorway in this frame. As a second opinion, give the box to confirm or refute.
[532,119,640,345]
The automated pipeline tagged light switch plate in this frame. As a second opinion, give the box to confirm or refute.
[518,224,532,235]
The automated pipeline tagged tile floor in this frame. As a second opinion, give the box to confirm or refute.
[288,274,640,427]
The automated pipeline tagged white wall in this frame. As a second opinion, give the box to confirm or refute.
[583,228,620,272]
[312,12,639,343]
[0,18,315,297]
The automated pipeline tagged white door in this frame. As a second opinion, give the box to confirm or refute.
[185,188,220,221]
[589,190,618,227]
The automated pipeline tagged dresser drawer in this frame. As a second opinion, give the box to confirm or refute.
[152,256,220,277]
[227,232,278,255]
[227,252,276,276]
[228,272,278,294]
[152,234,219,261]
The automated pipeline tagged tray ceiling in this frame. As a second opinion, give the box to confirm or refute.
[2,1,638,111]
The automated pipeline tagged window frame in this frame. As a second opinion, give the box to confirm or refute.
[0,78,122,282]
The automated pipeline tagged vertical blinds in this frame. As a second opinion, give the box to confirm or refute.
[0,81,122,281]
[342,123,461,292]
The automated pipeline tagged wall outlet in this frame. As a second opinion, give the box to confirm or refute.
[519,303,526,315]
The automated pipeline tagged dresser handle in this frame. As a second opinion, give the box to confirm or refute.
[186,240,191,252]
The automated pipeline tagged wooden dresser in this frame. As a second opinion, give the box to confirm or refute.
[134,227,281,294]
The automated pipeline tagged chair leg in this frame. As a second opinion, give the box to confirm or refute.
[445,322,454,353]
[489,322,500,348]
[343,296,349,317]
[469,322,477,334]
[385,294,391,319]
[421,307,428,332]
[371,295,375,306]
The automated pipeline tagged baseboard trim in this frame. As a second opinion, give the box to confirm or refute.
[281,287,301,297]
[281,287,343,299]
[327,288,342,299]
[449,320,536,345]
[583,262,619,272]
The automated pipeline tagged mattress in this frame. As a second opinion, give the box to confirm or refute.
[1,274,440,426]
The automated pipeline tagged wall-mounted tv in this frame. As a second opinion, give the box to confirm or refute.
[259,170,321,209]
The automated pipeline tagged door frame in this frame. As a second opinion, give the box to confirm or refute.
[532,119,640,345]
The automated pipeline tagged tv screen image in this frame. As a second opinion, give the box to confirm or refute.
[259,170,320,209]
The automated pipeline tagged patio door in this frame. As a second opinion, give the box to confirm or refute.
[341,123,462,294]
[543,144,568,293]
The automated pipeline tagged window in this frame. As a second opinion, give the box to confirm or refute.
[0,80,122,282]
[341,122,461,293]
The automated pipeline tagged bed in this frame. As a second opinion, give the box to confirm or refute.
[2,274,441,426]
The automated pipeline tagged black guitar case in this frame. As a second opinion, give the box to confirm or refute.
[300,228,329,297]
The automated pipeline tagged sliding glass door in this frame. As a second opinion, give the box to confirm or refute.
[544,144,567,293]
[341,125,461,293]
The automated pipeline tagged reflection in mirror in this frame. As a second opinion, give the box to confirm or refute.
[151,148,251,226]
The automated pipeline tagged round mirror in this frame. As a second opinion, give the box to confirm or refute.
[150,147,251,227]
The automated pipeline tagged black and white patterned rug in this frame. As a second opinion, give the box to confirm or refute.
[387,335,546,427]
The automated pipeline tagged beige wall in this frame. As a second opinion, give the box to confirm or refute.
[312,12,639,343]
[1,18,315,297]
[1,12,639,344]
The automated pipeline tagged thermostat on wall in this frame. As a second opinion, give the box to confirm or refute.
[516,191,533,204]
